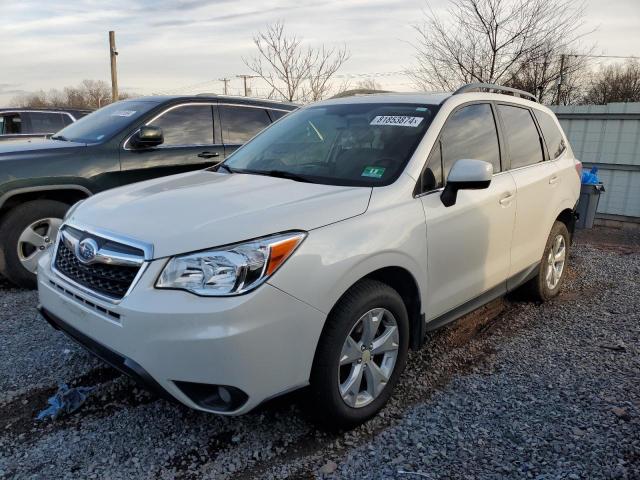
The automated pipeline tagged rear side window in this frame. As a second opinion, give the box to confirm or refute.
[533,110,566,159]
[150,104,214,146]
[28,112,67,133]
[220,106,271,144]
[439,103,501,184]
[498,105,544,169]
[267,109,289,121]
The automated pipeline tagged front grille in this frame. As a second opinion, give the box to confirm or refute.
[54,241,140,300]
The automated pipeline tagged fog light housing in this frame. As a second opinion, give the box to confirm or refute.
[174,381,248,412]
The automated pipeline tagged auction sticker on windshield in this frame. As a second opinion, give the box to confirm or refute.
[110,110,137,117]
[370,116,424,127]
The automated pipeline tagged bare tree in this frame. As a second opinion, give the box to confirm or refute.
[506,47,590,104]
[356,78,383,91]
[244,21,349,102]
[582,60,640,104]
[410,0,590,93]
[11,80,137,109]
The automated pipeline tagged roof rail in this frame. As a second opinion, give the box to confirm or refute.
[453,83,538,102]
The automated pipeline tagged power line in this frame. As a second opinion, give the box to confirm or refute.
[219,78,230,95]
[236,75,258,96]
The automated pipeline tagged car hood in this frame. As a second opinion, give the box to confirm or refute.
[68,171,372,258]
[0,138,85,156]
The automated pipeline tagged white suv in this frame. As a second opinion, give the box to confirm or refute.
[37,84,581,427]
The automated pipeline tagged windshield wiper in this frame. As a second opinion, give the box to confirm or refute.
[263,170,315,183]
[51,134,69,141]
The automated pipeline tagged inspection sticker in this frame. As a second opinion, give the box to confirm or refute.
[110,110,137,117]
[362,166,386,178]
[370,115,424,127]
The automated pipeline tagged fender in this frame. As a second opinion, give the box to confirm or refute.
[0,184,93,210]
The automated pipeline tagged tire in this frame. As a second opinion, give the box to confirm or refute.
[0,200,69,289]
[521,221,570,302]
[309,279,409,429]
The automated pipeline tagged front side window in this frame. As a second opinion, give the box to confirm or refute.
[498,104,544,169]
[438,103,501,184]
[534,110,566,160]
[220,106,271,144]
[223,103,435,187]
[149,104,214,146]
[29,112,66,133]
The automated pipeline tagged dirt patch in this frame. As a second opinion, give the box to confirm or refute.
[575,226,640,253]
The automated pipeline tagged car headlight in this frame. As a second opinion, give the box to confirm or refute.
[156,232,306,296]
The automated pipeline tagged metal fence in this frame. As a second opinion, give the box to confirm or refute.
[551,103,640,223]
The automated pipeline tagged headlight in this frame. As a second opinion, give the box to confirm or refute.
[156,232,306,296]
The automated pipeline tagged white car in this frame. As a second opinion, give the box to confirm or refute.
[37,84,581,427]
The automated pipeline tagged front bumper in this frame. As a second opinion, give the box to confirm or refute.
[37,254,326,415]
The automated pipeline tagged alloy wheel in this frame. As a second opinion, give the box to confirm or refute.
[338,307,400,408]
[16,217,62,273]
[545,234,566,290]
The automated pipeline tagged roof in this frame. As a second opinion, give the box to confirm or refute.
[120,94,298,110]
[0,107,92,114]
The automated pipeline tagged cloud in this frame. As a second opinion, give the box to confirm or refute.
[1,0,639,106]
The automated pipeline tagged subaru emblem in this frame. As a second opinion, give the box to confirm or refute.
[76,238,99,264]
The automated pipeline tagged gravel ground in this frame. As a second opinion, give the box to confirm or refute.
[0,229,638,479]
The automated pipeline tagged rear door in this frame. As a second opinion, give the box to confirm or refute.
[219,104,273,157]
[495,103,561,280]
[119,103,224,185]
[419,103,517,319]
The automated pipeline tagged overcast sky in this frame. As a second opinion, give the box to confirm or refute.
[1,0,639,106]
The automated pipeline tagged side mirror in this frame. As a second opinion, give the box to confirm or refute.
[131,125,164,149]
[441,159,492,207]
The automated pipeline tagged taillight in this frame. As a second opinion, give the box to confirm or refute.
[575,160,582,179]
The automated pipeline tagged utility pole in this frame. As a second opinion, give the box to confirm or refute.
[219,78,230,95]
[236,75,258,96]
[556,54,565,105]
[109,31,119,103]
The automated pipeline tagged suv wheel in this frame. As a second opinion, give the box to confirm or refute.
[523,221,570,302]
[0,200,68,289]
[309,279,409,429]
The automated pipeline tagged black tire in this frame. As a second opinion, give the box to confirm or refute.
[521,221,570,302]
[309,279,409,429]
[0,200,69,289]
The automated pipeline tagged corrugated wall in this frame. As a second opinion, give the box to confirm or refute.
[551,103,640,220]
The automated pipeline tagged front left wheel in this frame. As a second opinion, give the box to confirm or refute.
[309,279,409,429]
[0,200,68,289]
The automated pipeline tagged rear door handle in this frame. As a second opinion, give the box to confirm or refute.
[197,151,220,159]
[549,175,560,185]
[499,193,514,206]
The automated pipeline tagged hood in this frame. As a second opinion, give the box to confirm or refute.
[0,138,85,157]
[68,171,372,258]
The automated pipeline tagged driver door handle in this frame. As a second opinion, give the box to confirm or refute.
[499,193,514,206]
[549,175,560,185]
[197,151,220,159]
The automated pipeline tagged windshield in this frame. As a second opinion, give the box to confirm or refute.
[222,103,435,186]
[52,100,158,143]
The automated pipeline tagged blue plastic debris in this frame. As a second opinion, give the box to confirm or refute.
[581,166,600,185]
[36,383,93,420]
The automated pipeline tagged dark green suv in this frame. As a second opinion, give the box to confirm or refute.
[0,95,296,288]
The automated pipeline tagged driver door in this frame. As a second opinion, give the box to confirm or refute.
[119,103,224,185]
[418,103,516,320]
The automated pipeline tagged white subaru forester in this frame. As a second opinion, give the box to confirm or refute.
[38,84,581,428]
